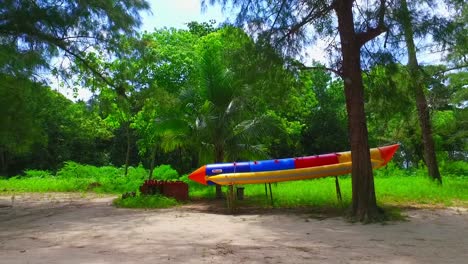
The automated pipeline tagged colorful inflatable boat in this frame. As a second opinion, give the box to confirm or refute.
[189,144,399,186]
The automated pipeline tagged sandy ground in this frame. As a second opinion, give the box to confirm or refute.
[0,193,467,264]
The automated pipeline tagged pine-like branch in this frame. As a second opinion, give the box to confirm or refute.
[356,0,387,47]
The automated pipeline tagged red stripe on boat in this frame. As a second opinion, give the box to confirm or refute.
[294,154,339,169]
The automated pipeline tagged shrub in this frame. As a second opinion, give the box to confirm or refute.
[152,164,179,180]
[56,161,119,179]
[178,174,189,183]
[441,160,468,176]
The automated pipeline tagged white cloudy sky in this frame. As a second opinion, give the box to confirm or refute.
[141,0,224,31]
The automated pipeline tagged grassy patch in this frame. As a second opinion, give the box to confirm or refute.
[188,170,467,209]
[113,195,179,209]
[1,162,466,212]
[1,162,150,194]
[238,178,352,209]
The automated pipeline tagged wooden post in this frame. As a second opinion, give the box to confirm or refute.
[227,185,235,213]
[335,176,343,202]
[269,183,274,206]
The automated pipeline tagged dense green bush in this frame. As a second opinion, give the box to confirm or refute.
[178,174,189,183]
[95,165,148,193]
[56,161,120,179]
[153,164,179,180]
[0,162,181,194]
[441,160,468,176]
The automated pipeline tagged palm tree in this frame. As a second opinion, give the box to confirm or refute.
[194,33,277,198]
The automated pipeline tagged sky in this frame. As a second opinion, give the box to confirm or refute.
[140,0,225,32]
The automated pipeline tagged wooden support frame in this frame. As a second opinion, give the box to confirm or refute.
[264,183,274,206]
[335,176,343,202]
[226,185,236,213]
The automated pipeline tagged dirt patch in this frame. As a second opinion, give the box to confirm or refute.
[0,193,467,263]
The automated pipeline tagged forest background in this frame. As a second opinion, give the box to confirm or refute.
[0,1,466,219]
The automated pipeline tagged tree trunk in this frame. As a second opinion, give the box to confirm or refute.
[148,144,157,179]
[214,144,224,199]
[191,151,199,170]
[399,0,441,184]
[0,148,7,176]
[336,0,380,221]
[124,123,131,176]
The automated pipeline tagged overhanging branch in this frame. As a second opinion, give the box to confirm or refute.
[356,0,387,47]
[278,3,334,43]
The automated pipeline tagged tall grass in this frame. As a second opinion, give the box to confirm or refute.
[374,164,467,207]
[1,161,466,209]
[0,161,179,194]
[188,162,467,208]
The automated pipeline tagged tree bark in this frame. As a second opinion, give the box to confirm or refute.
[124,123,131,176]
[335,0,380,221]
[0,148,7,175]
[148,144,157,179]
[191,152,199,170]
[214,144,224,199]
[399,0,442,184]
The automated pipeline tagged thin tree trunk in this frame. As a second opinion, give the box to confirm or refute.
[124,123,131,176]
[178,147,183,173]
[0,148,7,176]
[336,0,380,221]
[191,152,199,170]
[148,144,157,179]
[214,144,224,199]
[400,0,442,184]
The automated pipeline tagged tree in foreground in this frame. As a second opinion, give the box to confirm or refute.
[0,0,149,83]
[206,0,389,221]
[400,0,443,183]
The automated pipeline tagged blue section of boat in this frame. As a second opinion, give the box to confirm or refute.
[250,158,295,172]
[205,158,296,175]
[206,162,251,176]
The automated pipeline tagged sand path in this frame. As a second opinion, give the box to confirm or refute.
[0,193,466,264]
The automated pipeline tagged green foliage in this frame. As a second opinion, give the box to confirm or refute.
[2,1,464,196]
[0,0,149,79]
[435,1,467,66]
[185,27,279,163]
[301,70,348,155]
[113,195,179,209]
[0,75,47,156]
[1,162,184,194]
[241,179,351,208]
[1,162,153,194]
[188,168,468,208]
[1,163,466,209]
[440,161,468,176]
[0,177,89,193]
[0,76,113,174]
[56,161,120,179]
[152,165,179,180]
